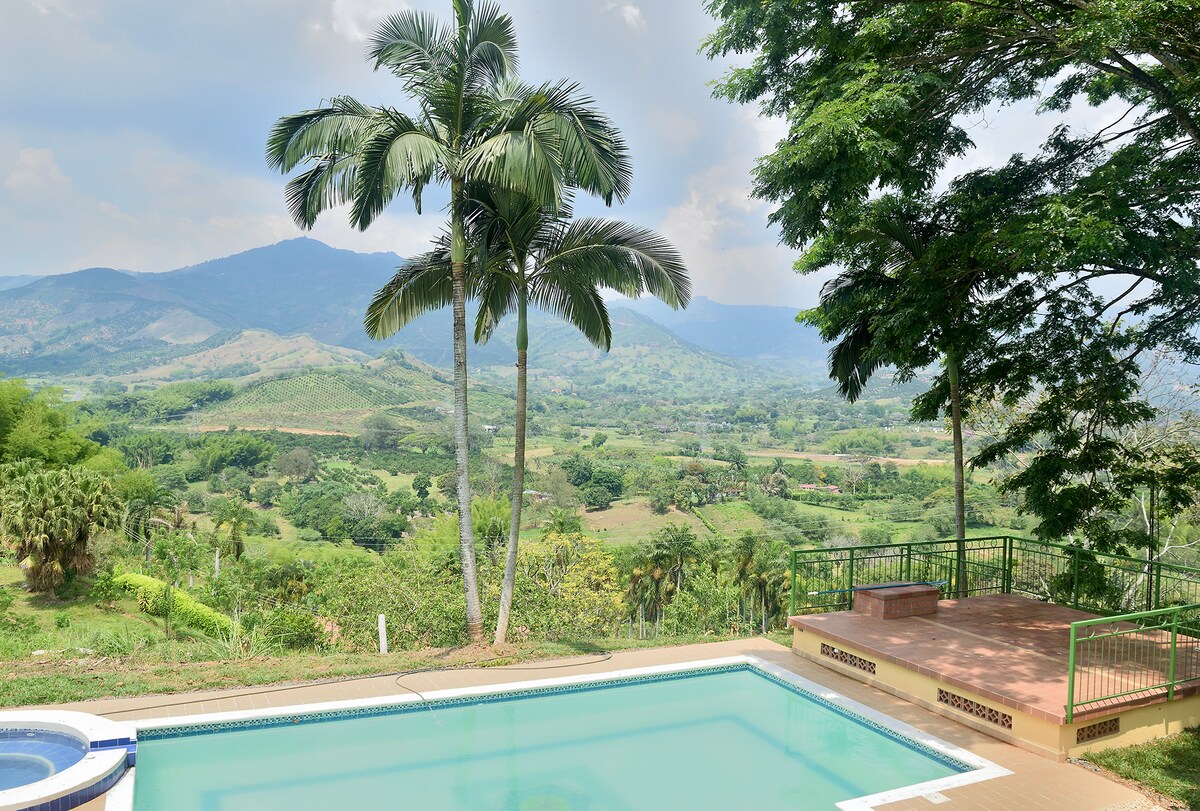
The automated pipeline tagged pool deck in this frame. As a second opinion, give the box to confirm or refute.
[790,594,1200,725]
[35,637,1166,811]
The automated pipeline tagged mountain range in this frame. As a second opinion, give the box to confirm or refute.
[0,239,828,389]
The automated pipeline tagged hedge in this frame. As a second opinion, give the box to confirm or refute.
[113,573,235,637]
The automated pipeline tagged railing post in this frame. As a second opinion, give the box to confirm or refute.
[1168,609,1179,702]
[904,543,912,583]
[1066,622,1078,724]
[1154,560,1163,612]
[1003,536,1013,594]
[789,550,797,617]
[847,549,856,611]
[1072,550,1081,610]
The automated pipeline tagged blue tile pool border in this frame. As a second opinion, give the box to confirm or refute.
[137,662,973,773]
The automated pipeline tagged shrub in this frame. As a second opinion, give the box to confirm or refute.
[581,485,613,511]
[113,573,235,637]
[264,608,325,650]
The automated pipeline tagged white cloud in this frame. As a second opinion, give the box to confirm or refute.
[602,2,647,35]
[659,165,819,308]
[656,107,828,308]
[4,147,73,205]
[330,0,410,42]
[0,138,439,275]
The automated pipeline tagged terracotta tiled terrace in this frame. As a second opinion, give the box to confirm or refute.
[790,593,1200,725]
[37,638,1166,811]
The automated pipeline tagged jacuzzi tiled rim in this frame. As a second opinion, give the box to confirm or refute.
[118,655,1010,811]
[0,711,133,811]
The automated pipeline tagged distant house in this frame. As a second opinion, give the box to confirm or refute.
[483,425,498,434]
[797,483,843,494]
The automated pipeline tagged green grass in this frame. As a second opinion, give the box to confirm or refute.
[2,633,791,708]
[1084,729,1200,808]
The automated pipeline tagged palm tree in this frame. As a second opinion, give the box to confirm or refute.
[268,2,630,642]
[803,200,983,597]
[0,467,122,592]
[371,189,689,644]
[210,496,253,562]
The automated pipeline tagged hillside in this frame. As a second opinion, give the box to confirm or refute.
[478,308,807,400]
[0,275,41,292]
[0,239,827,393]
[193,354,513,432]
[114,330,371,385]
[619,295,826,373]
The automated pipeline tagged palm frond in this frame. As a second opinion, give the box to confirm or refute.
[351,111,447,229]
[364,249,455,340]
[829,319,885,403]
[265,96,373,173]
[368,11,453,90]
[282,152,359,229]
[462,1,519,92]
[539,218,691,308]
[530,275,613,350]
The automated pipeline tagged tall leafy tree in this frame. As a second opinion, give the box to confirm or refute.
[0,466,122,592]
[369,188,689,643]
[705,0,1200,547]
[268,1,630,642]
[801,194,991,594]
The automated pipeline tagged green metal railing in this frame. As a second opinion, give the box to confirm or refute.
[789,536,1200,720]
[790,535,1200,617]
[1066,604,1200,722]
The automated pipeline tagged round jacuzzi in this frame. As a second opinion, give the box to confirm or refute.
[0,712,133,811]
[0,728,88,790]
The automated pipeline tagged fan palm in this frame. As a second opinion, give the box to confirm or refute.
[369,189,689,644]
[0,467,122,592]
[267,1,630,641]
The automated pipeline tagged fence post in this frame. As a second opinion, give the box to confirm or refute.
[1072,551,1081,610]
[789,550,797,617]
[1154,560,1163,612]
[847,549,856,610]
[378,614,389,655]
[904,544,912,582]
[1066,622,1078,724]
[1002,536,1013,594]
[1168,609,1179,702]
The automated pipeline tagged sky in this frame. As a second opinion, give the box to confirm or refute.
[0,0,1102,307]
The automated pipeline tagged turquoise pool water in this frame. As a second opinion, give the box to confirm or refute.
[0,729,88,791]
[134,666,967,810]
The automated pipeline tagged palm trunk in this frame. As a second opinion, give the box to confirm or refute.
[450,188,484,643]
[495,286,528,645]
[947,352,968,598]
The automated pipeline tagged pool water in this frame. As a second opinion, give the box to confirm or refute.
[135,667,967,810]
[0,729,88,790]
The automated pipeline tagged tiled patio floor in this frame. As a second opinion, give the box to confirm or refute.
[792,593,1200,724]
[45,637,1164,810]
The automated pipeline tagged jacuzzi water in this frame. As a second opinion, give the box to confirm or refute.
[0,728,88,790]
[134,664,972,810]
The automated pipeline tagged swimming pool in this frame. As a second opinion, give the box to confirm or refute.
[128,657,1007,810]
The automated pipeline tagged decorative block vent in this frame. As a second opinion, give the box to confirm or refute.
[820,643,877,675]
[1076,717,1120,744]
[937,688,1013,729]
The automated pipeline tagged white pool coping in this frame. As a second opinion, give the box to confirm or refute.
[114,654,1010,810]
[0,711,133,811]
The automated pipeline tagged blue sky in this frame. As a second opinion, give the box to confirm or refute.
[0,0,811,306]
[0,0,1109,307]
